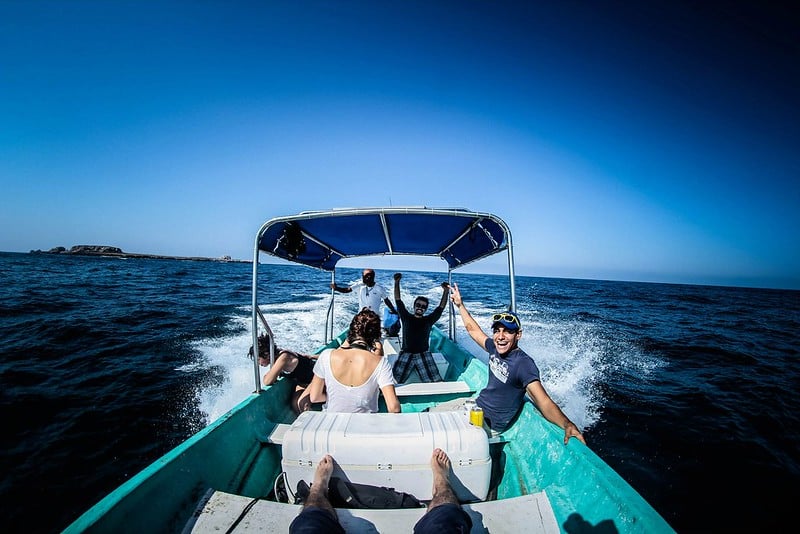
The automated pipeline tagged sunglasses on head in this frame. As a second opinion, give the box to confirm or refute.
[492,313,520,327]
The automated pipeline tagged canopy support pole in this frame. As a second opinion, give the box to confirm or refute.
[505,222,517,312]
[250,246,263,392]
[326,272,336,343]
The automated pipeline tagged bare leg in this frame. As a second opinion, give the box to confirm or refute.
[412,449,472,534]
[428,448,458,510]
[289,454,345,534]
[293,386,313,413]
[304,454,336,517]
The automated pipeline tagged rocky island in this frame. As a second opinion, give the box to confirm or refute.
[30,245,245,263]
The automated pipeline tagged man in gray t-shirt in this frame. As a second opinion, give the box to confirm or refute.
[449,283,586,444]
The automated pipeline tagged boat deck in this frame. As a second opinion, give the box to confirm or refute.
[187,489,559,533]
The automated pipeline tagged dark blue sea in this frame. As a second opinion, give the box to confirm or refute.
[1,251,798,533]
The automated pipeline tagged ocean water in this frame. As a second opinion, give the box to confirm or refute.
[1,251,798,533]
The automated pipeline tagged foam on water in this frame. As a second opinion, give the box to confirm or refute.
[189,276,618,433]
[193,293,346,423]
[5,254,799,533]
[469,289,602,431]
[189,330,253,424]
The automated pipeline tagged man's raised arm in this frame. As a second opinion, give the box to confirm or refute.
[437,282,450,309]
[449,283,488,348]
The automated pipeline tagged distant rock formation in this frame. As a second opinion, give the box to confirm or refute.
[30,245,247,263]
[31,245,123,255]
[70,245,124,254]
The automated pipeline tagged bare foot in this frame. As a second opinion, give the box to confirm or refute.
[431,448,450,476]
[429,448,457,508]
[313,454,334,489]
[431,447,451,478]
[305,454,337,516]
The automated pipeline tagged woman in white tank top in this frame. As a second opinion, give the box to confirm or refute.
[308,309,401,413]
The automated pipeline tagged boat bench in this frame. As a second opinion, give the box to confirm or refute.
[386,352,452,384]
[382,337,451,384]
[187,489,559,533]
[394,380,474,396]
[265,423,291,445]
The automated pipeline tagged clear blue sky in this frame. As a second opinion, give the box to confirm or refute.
[2,1,798,289]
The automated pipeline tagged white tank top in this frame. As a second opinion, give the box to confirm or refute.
[312,348,395,413]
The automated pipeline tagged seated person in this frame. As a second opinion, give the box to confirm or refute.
[307,309,400,413]
[250,333,318,413]
[383,306,401,337]
[289,449,471,534]
[449,283,585,444]
[392,273,450,383]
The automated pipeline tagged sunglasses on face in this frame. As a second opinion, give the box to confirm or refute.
[492,313,520,328]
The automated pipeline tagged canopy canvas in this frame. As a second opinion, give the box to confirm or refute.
[255,207,512,271]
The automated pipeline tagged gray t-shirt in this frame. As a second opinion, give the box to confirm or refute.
[476,339,540,432]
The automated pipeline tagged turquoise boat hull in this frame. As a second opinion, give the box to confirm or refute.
[65,328,672,533]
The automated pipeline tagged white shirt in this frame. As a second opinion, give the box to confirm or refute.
[312,348,395,413]
[350,281,389,313]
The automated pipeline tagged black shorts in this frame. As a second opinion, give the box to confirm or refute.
[413,503,473,534]
[289,506,345,534]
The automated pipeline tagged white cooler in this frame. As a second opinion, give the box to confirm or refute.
[281,411,491,502]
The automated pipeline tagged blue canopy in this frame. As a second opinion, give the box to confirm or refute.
[256,207,512,271]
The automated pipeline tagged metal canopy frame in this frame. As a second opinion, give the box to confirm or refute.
[249,207,517,391]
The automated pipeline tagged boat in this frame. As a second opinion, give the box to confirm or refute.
[65,207,674,533]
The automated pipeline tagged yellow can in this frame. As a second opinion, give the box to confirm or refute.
[469,406,484,427]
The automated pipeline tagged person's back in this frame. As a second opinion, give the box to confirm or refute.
[309,309,401,413]
[329,344,379,386]
[322,343,389,412]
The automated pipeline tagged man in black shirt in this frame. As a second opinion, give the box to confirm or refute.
[392,272,450,383]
